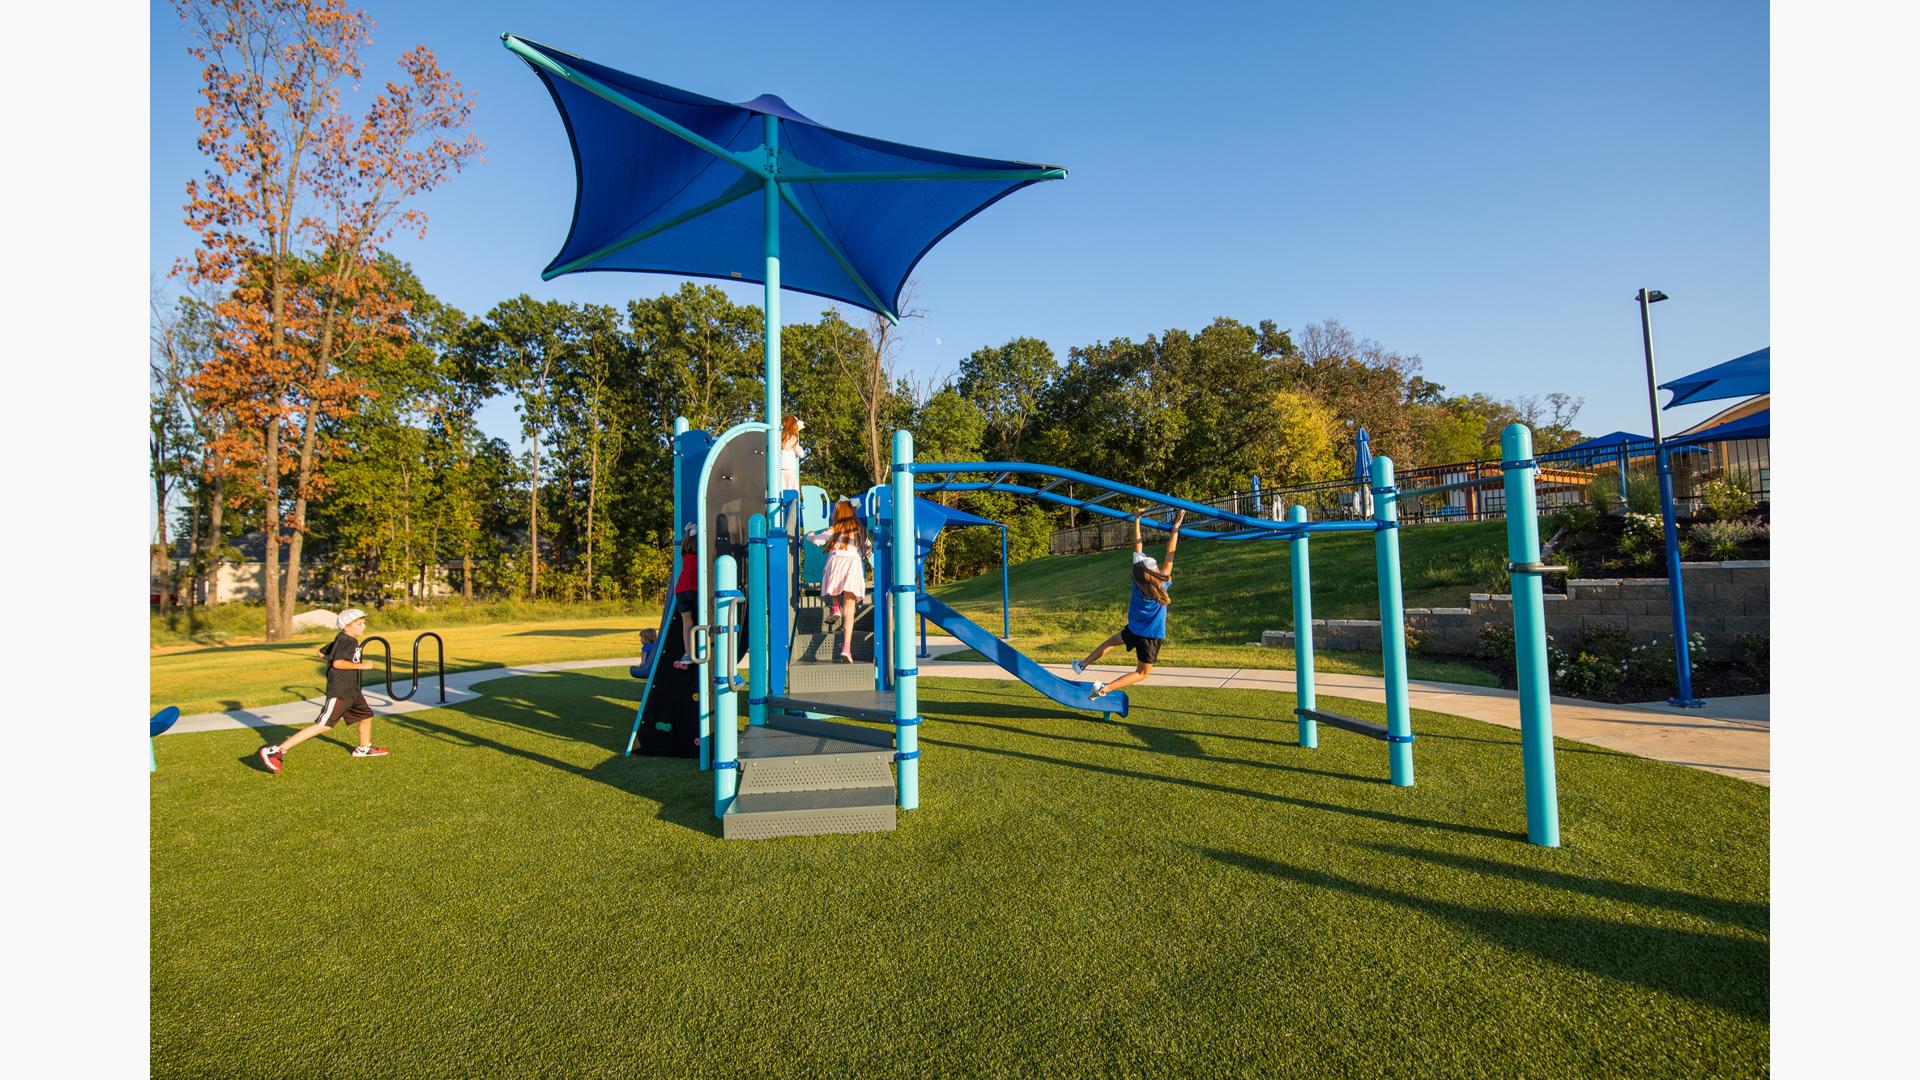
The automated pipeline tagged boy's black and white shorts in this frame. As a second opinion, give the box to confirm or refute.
[316,694,375,728]
[1117,627,1163,666]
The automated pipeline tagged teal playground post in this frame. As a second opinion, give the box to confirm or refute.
[711,554,743,818]
[1502,425,1562,847]
[747,514,769,727]
[1372,457,1415,786]
[1288,505,1317,749]
[891,430,920,810]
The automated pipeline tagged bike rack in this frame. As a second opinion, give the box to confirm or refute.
[361,632,446,704]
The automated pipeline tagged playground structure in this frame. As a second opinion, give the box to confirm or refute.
[505,36,1560,846]
[627,420,1563,847]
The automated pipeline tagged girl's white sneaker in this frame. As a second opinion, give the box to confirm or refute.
[1071,659,1086,675]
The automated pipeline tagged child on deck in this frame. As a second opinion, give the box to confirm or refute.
[258,609,388,772]
[807,499,872,662]
[779,415,806,496]
[1074,508,1185,699]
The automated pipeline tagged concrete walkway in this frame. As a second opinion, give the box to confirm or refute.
[166,644,1769,786]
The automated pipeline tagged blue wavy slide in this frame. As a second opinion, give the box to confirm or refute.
[915,594,1129,719]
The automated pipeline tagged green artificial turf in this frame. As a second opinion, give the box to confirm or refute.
[151,669,1768,1078]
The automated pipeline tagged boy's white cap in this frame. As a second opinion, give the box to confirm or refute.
[1132,553,1159,572]
[338,608,368,629]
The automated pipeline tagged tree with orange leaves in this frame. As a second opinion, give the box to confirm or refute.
[174,0,478,639]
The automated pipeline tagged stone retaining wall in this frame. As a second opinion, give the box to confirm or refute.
[1261,561,1768,657]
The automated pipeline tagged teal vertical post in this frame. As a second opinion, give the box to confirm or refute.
[762,114,793,714]
[747,514,769,727]
[1289,504,1317,749]
[711,555,741,819]
[890,431,920,810]
[1502,424,1561,848]
[1372,457,1414,786]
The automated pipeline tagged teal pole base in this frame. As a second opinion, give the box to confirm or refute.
[1371,459,1414,787]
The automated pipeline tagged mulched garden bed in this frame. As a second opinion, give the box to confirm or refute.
[1426,652,1768,704]
[1544,511,1769,588]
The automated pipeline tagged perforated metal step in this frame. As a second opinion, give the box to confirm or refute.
[722,785,896,840]
[785,660,878,693]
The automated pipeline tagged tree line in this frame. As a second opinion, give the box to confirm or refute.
[151,0,1587,638]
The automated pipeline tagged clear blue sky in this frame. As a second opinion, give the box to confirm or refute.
[149,0,1767,446]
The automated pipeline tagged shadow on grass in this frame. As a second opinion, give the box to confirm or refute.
[930,735,1513,841]
[1366,842,1769,935]
[509,627,634,638]
[932,714,1379,785]
[384,677,715,837]
[1198,845,1768,1021]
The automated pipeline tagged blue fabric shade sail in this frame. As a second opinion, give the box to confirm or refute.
[503,35,1066,320]
[1659,347,1769,410]
[1672,408,1768,445]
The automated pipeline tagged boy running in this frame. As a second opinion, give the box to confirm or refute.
[258,609,389,773]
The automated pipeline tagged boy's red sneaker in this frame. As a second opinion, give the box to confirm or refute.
[350,745,390,758]
[258,746,284,774]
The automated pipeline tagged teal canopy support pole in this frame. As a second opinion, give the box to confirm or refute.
[1289,505,1317,749]
[891,431,920,811]
[747,514,769,727]
[1000,525,1011,639]
[762,114,795,714]
[711,554,741,818]
[1372,457,1414,786]
[1502,425,1561,848]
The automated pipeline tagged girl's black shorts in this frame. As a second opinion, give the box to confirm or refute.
[1118,627,1163,665]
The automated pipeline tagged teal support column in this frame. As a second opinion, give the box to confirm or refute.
[1502,424,1562,848]
[1372,457,1414,786]
[711,554,741,819]
[1289,505,1317,749]
[762,115,794,712]
[747,514,769,727]
[890,430,920,810]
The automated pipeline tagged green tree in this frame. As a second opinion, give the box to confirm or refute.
[956,336,1057,460]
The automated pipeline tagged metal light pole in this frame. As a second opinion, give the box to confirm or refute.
[1636,289,1703,707]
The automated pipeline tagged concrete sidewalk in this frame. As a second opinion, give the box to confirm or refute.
[165,658,646,736]
[917,637,1769,786]
[166,643,1769,786]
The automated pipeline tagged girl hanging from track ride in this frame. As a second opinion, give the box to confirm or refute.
[807,498,873,662]
[1073,507,1185,699]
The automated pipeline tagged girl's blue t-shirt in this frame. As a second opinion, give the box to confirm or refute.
[1127,579,1171,638]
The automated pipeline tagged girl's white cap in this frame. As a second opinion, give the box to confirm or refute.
[1132,553,1159,572]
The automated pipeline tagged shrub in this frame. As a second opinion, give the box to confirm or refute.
[1700,471,1758,520]
[1622,469,1663,515]
[1577,623,1635,665]
[1736,634,1769,679]
[1619,511,1663,553]
[1693,518,1767,561]
[1584,474,1619,515]
[1551,644,1626,696]
[1559,502,1601,538]
[1628,631,1709,685]
[1477,623,1516,664]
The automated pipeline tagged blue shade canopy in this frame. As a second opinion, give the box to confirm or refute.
[503,35,1066,320]
[1673,408,1769,445]
[1660,347,1769,410]
[1546,430,1653,456]
[1352,429,1373,482]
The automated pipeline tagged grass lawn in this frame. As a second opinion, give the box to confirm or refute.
[152,669,1768,1077]
[149,616,646,715]
[932,520,1510,686]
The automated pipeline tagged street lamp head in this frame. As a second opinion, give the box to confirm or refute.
[1639,289,1669,303]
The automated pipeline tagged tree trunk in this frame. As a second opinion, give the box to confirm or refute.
[185,487,203,611]
[279,312,336,638]
[207,468,226,606]
[462,549,473,600]
[586,418,599,599]
[528,437,541,598]
[153,456,173,616]
[261,420,283,640]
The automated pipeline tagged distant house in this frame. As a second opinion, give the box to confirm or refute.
[151,533,458,606]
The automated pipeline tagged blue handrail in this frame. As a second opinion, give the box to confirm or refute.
[909,461,1382,540]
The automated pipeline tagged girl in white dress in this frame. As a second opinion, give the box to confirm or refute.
[807,499,871,662]
[779,415,805,496]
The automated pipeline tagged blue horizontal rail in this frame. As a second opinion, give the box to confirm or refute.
[909,462,1383,539]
